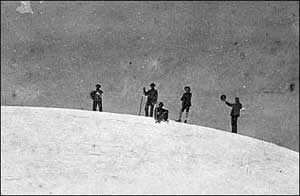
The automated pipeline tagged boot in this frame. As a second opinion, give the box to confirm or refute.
[176,110,182,122]
[184,112,189,123]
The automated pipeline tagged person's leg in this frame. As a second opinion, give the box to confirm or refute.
[178,109,183,121]
[234,117,238,133]
[92,101,97,111]
[231,116,234,132]
[177,105,185,121]
[145,102,149,116]
[184,106,190,123]
[231,116,237,133]
[164,110,169,121]
[157,114,163,122]
[98,102,102,112]
[150,103,154,117]
[154,107,158,120]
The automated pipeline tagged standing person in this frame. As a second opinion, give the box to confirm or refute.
[90,84,103,111]
[143,83,158,117]
[154,102,169,123]
[222,96,242,133]
[176,86,192,123]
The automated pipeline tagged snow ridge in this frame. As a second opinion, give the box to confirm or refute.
[1,106,299,195]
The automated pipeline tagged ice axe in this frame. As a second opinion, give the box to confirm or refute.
[138,95,143,116]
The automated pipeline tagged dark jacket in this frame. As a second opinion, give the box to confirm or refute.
[154,107,168,120]
[90,89,103,102]
[181,92,192,106]
[225,101,242,117]
[144,89,158,103]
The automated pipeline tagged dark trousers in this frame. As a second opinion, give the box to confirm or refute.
[145,101,155,117]
[157,111,168,121]
[231,116,238,133]
[181,103,190,112]
[93,101,102,111]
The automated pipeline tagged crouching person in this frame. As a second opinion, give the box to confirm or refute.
[154,102,169,123]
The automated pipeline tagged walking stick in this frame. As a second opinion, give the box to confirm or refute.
[138,96,143,116]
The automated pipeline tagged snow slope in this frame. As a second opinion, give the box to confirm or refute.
[1,106,299,195]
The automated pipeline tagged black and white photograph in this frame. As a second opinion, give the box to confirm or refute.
[1,1,299,195]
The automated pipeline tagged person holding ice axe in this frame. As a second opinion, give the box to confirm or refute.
[141,83,158,117]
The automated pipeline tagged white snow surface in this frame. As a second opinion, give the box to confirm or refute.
[1,106,299,195]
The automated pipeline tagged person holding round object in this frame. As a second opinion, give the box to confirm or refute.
[222,96,243,134]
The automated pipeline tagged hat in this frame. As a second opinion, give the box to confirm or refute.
[150,83,156,87]
[220,94,226,101]
[184,86,190,91]
[95,84,101,88]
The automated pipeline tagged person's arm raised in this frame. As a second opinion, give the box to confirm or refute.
[225,101,233,107]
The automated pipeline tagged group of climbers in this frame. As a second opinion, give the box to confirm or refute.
[90,83,243,133]
[142,83,192,123]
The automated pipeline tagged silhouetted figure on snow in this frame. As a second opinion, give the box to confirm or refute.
[154,102,169,123]
[143,83,158,117]
[176,86,192,123]
[222,96,242,133]
[90,84,103,111]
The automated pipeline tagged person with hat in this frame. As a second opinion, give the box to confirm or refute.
[143,83,158,117]
[90,84,103,111]
[154,102,169,123]
[221,96,243,133]
[176,86,192,123]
